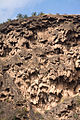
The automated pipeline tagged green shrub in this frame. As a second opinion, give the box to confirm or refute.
[7,19,11,22]
[38,12,45,16]
[32,12,37,16]
[16,13,23,19]
[23,14,28,18]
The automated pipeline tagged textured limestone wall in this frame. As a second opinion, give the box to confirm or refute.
[0,15,80,113]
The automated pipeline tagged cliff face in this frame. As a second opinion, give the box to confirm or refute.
[0,14,80,120]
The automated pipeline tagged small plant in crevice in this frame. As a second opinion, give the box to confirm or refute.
[73,113,78,119]
[6,98,9,102]
[34,111,44,120]
[45,110,49,114]
[76,95,80,106]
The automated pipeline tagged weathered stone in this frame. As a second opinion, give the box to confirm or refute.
[0,14,80,120]
[75,59,80,68]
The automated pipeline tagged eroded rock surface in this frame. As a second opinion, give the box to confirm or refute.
[0,14,80,120]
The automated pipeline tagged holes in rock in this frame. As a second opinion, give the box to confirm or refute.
[68,80,76,89]
[39,54,46,58]
[4,46,12,53]
[5,88,10,92]
[16,62,23,67]
[21,23,27,27]
[40,86,48,90]
[12,117,21,120]
[44,59,48,65]
[54,48,64,54]
[63,15,73,19]
[48,93,55,102]
[16,28,22,32]
[38,92,48,104]
[10,41,17,46]
[2,64,10,72]
[73,43,78,47]
[22,42,30,49]
[48,17,57,21]
[0,81,3,87]
[56,75,68,83]
[28,70,39,80]
[49,78,55,84]
[76,67,80,71]
[16,102,23,106]
[25,54,32,60]
[11,95,14,99]
[23,116,29,119]
[32,42,37,45]
[25,82,30,87]
[49,93,55,96]
[40,40,48,44]
[24,34,33,40]
[25,42,30,49]
[0,93,6,98]
[25,56,31,60]
[0,42,4,49]
[58,93,62,99]
[5,29,12,34]
[58,19,66,23]
[8,94,14,99]
[68,105,73,110]
[76,34,80,39]
[59,110,67,117]
[17,82,22,87]
[31,94,36,99]
[22,75,27,81]
[0,46,12,57]
[20,32,25,36]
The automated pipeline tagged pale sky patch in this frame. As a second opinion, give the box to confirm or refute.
[0,0,44,23]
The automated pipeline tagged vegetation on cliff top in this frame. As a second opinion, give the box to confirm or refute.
[7,12,45,22]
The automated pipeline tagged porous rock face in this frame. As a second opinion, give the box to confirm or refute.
[0,15,80,119]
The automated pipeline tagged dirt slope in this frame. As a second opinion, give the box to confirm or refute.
[0,14,80,120]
